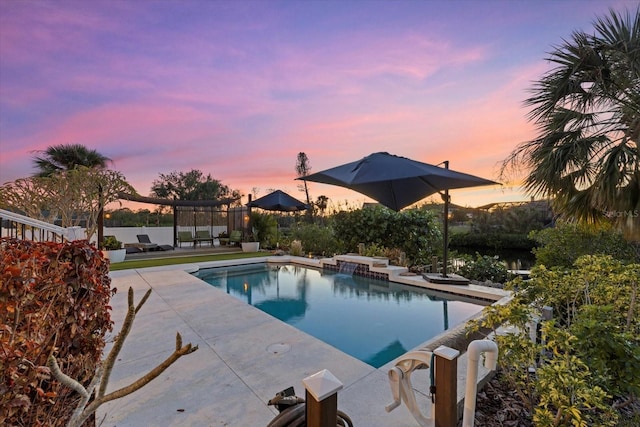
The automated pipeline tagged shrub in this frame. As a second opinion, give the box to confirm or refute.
[455,252,510,283]
[362,242,387,257]
[384,247,407,266]
[290,223,341,256]
[390,208,441,265]
[529,221,638,268]
[1,238,115,426]
[470,255,640,426]
[331,206,392,251]
[331,206,441,265]
[102,235,122,250]
[250,212,278,248]
[289,240,303,256]
[449,232,535,250]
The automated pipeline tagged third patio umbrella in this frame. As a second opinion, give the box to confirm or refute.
[298,152,499,280]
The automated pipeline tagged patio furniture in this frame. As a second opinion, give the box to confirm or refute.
[137,234,174,251]
[177,231,196,248]
[195,230,214,247]
[112,235,141,254]
[218,233,230,246]
[124,235,157,252]
[229,230,243,246]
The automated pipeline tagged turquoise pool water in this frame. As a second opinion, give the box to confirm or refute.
[196,264,488,368]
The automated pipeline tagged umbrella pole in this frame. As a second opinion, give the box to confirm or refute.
[443,189,449,277]
[442,161,450,278]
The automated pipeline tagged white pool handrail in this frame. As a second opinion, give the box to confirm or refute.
[462,340,499,427]
[386,350,434,427]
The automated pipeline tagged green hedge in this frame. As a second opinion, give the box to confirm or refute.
[449,232,535,250]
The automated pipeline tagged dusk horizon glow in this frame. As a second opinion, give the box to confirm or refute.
[1,0,636,211]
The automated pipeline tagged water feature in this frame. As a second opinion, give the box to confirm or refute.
[337,261,358,276]
[196,263,488,367]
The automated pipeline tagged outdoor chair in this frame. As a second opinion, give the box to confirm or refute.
[195,230,214,247]
[229,230,243,246]
[137,234,174,251]
[177,231,196,248]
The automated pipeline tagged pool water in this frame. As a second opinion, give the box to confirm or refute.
[196,264,488,368]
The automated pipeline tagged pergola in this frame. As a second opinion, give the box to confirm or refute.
[113,193,247,246]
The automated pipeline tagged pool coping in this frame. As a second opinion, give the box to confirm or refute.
[97,256,511,426]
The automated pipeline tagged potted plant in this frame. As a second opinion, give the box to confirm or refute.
[241,231,260,252]
[102,235,126,263]
[250,212,277,249]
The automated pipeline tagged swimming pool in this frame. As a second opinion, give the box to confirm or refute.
[196,263,488,367]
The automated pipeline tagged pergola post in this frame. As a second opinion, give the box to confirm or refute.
[172,205,177,247]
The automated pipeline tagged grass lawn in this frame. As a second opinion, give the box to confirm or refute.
[109,251,270,271]
[449,224,471,234]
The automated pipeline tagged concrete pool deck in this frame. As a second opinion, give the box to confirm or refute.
[97,256,509,426]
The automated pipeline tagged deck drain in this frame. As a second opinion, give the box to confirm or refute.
[267,342,291,354]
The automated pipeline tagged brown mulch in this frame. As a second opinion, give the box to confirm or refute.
[458,371,640,427]
[457,371,533,427]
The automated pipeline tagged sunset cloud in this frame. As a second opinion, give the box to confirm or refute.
[1,0,634,208]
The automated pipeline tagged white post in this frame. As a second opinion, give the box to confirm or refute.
[303,369,343,427]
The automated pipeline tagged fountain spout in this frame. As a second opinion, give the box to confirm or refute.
[338,261,358,276]
[462,340,498,427]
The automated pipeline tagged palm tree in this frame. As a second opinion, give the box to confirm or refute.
[296,152,313,221]
[316,195,329,214]
[33,143,112,177]
[502,8,639,235]
[32,143,114,245]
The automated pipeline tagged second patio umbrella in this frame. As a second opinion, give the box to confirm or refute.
[299,152,499,279]
[247,190,310,245]
[247,190,310,212]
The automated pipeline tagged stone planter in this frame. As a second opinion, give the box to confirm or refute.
[103,248,126,263]
[241,242,260,252]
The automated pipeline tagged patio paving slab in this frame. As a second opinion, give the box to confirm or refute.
[97,265,491,426]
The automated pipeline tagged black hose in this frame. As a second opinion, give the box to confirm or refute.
[336,410,354,427]
[266,402,354,427]
[266,403,306,427]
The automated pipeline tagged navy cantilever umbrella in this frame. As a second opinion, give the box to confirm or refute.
[298,152,499,278]
[299,152,497,211]
[247,190,310,211]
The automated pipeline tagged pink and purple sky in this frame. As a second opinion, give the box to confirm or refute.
[1,0,636,210]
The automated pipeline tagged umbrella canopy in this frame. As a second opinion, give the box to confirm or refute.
[247,190,310,212]
[299,152,499,279]
[300,152,497,211]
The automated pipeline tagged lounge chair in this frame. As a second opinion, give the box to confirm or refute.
[177,231,196,248]
[109,235,140,254]
[195,230,214,247]
[136,234,174,251]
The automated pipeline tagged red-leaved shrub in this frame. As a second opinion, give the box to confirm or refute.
[1,238,115,426]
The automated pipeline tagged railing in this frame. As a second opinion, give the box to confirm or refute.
[0,209,85,242]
